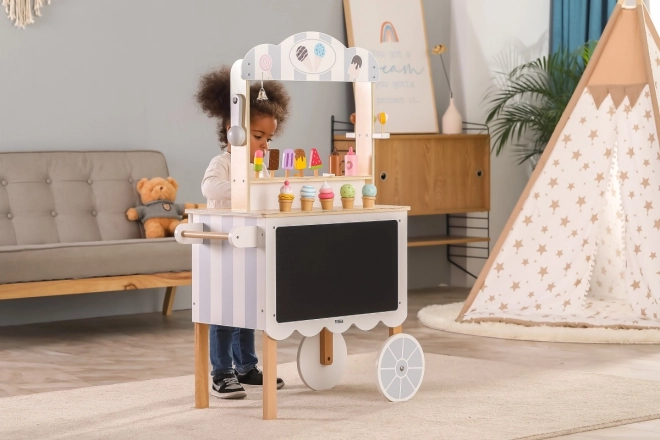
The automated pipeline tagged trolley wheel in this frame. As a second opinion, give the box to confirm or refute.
[296,331,347,391]
[376,333,425,402]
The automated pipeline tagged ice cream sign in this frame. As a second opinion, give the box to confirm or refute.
[241,31,380,82]
[290,40,336,75]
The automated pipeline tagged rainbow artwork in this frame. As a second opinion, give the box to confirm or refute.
[380,21,399,43]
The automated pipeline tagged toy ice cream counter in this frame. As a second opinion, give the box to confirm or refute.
[175,32,425,420]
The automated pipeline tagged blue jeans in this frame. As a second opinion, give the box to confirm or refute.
[210,325,259,377]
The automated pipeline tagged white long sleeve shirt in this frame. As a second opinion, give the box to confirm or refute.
[201,151,263,209]
[201,152,232,209]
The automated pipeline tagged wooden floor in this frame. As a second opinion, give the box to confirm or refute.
[1,287,659,439]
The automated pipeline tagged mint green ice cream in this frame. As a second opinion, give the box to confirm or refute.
[362,184,377,197]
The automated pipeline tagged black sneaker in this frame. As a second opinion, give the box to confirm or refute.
[238,366,285,389]
[211,371,247,399]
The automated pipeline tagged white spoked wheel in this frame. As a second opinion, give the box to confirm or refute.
[376,333,425,402]
[297,332,347,391]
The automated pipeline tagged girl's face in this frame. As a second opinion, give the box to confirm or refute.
[249,114,277,159]
[226,114,277,161]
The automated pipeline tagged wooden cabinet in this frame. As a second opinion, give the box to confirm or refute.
[374,134,490,215]
[332,133,491,250]
[333,133,490,216]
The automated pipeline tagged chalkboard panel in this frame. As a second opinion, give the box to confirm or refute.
[275,220,399,323]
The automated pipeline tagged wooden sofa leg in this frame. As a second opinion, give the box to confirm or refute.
[162,286,176,315]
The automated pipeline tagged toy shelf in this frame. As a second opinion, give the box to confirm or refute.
[250,175,371,184]
[408,235,490,248]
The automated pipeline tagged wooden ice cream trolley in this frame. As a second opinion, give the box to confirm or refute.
[175,32,425,420]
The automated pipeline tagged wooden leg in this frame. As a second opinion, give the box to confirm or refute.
[320,328,333,365]
[195,323,209,409]
[263,331,277,420]
[389,325,402,337]
[162,286,176,315]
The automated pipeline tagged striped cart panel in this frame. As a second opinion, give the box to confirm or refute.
[192,214,266,330]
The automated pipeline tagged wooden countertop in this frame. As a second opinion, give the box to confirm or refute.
[185,205,410,218]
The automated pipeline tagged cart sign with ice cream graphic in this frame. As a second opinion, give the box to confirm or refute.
[241,31,379,82]
[291,40,335,74]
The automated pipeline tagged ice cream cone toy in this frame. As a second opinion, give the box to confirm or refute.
[340,184,355,209]
[309,148,323,177]
[253,150,264,178]
[362,183,377,208]
[318,181,334,211]
[294,149,306,177]
[282,149,295,178]
[278,180,294,212]
[300,185,316,211]
[267,149,279,178]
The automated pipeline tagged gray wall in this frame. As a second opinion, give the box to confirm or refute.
[0,0,450,325]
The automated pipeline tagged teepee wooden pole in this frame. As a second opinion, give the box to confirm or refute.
[638,5,660,144]
[457,3,625,320]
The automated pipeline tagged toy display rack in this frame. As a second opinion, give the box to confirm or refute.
[175,32,425,420]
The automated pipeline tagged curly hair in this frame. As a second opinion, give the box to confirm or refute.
[196,65,291,145]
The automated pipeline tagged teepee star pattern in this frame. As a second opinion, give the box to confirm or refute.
[460,6,660,329]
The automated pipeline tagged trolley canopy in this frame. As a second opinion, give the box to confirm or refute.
[241,31,380,83]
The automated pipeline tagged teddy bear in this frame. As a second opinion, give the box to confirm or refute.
[126,177,198,239]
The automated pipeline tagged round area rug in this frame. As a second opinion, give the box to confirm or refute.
[418,302,660,344]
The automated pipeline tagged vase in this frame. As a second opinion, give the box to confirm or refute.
[442,97,463,134]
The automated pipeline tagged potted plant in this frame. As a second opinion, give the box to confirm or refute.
[484,41,596,167]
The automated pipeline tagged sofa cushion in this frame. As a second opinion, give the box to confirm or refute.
[0,151,171,246]
[0,238,191,284]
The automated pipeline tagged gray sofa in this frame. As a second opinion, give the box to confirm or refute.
[0,150,193,314]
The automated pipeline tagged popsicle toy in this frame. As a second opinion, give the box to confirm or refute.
[377,112,388,134]
[254,150,264,178]
[267,149,280,177]
[282,149,295,178]
[309,148,323,177]
[294,149,307,177]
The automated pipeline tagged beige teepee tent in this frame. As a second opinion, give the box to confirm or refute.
[458,0,660,329]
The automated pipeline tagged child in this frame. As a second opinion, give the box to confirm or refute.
[196,66,290,399]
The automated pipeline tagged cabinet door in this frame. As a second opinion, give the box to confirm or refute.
[374,135,490,215]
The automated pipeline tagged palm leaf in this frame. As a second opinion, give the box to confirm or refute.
[483,41,597,165]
